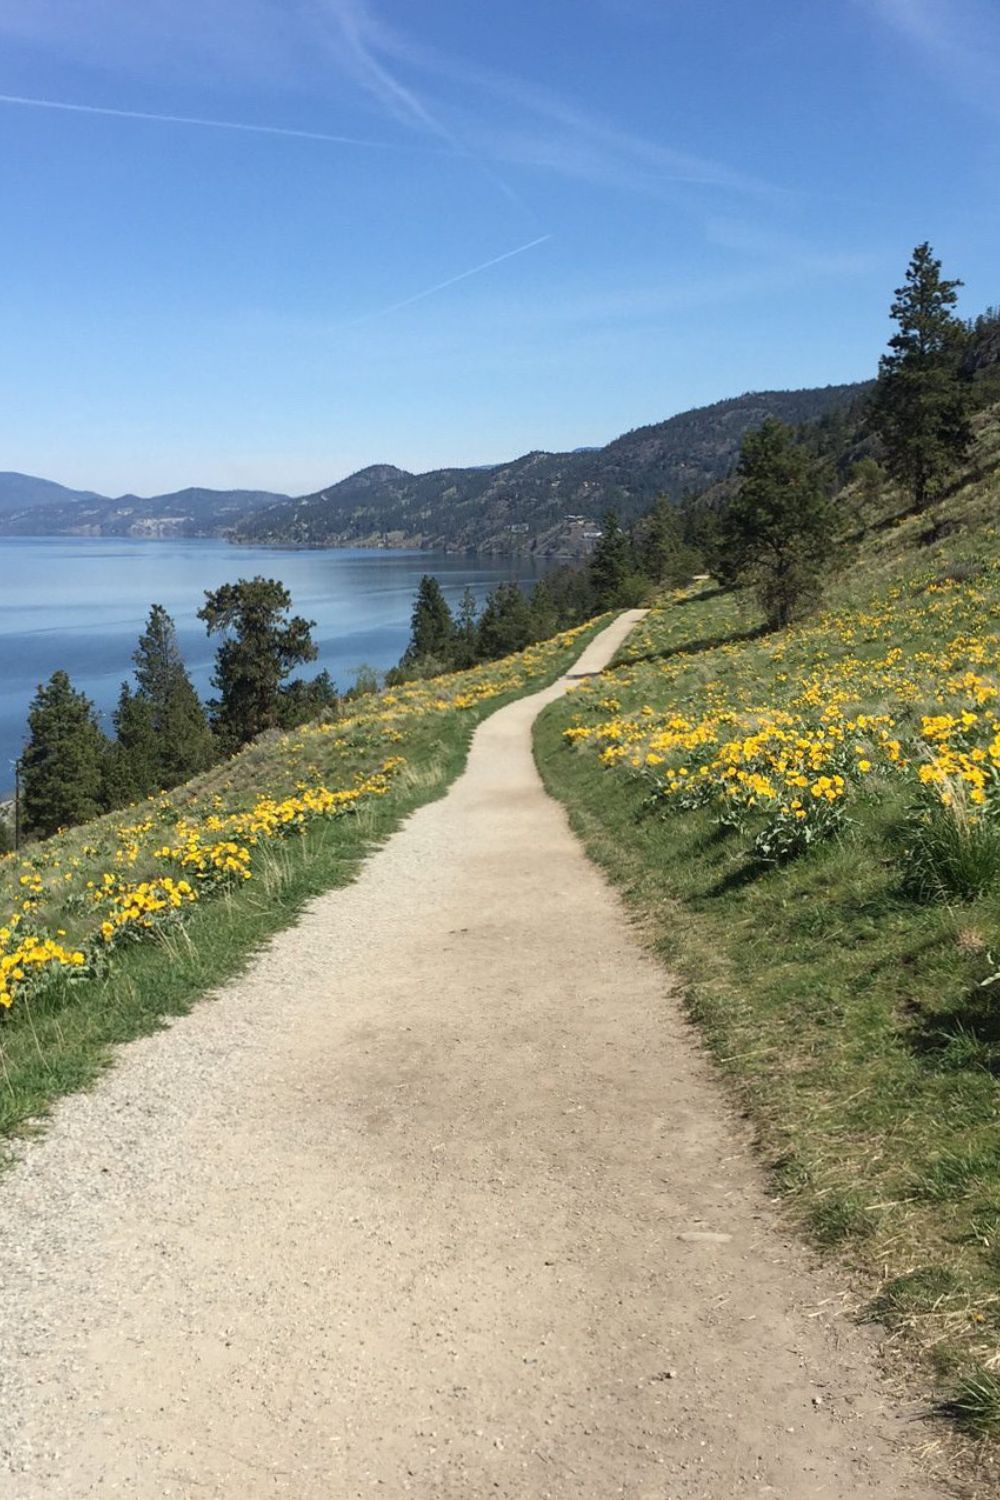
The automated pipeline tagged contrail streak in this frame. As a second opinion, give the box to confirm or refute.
[0,92,444,152]
[348,234,553,325]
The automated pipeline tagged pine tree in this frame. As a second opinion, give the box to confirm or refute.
[721,418,836,629]
[21,671,109,838]
[589,511,633,609]
[527,579,558,642]
[869,243,972,511]
[453,586,480,668]
[132,604,214,784]
[278,668,338,728]
[403,576,456,666]
[635,497,699,587]
[476,582,534,659]
[106,681,159,805]
[198,578,319,749]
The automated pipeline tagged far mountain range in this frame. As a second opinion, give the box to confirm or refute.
[0,382,869,555]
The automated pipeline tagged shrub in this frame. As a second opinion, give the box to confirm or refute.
[902,800,1000,902]
[943,1365,1000,1438]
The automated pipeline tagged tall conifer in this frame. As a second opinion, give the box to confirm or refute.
[869,243,971,510]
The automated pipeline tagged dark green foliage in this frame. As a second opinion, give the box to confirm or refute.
[106,682,159,806]
[198,578,320,749]
[543,564,595,627]
[964,306,1000,408]
[589,511,635,609]
[903,805,1000,902]
[132,604,215,785]
[21,671,110,838]
[105,605,215,805]
[944,1366,1000,1437]
[634,497,700,587]
[527,579,559,642]
[453,587,480,669]
[476,581,535,659]
[403,575,456,667]
[233,387,868,553]
[720,418,836,627]
[0,812,12,854]
[868,243,972,511]
[278,668,338,728]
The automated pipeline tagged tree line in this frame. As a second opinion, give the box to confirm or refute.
[6,242,991,846]
[390,502,703,680]
[14,578,334,841]
[680,240,988,629]
[396,241,990,665]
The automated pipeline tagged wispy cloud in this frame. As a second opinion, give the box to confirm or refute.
[312,0,531,209]
[864,0,1000,114]
[313,0,778,200]
[705,217,882,278]
[0,0,309,83]
[0,0,779,201]
[345,234,553,325]
[0,92,447,153]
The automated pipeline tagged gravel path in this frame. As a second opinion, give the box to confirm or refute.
[1,611,945,1498]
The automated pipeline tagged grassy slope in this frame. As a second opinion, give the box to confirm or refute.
[537,406,1000,1440]
[0,619,605,1147]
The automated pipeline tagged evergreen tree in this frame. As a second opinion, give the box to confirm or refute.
[106,681,159,806]
[278,668,338,728]
[476,582,535,659]
[198,578,319,749]
[544,563,595,626]
[635,497,699,587]
[721,418,836,629]
[21,671,109,838]
[453,586,480,669]
[589,511,633,609]
[869,243,972,511]
[527,578,558,641]
[132,605,214,784]
[403,576,456,666]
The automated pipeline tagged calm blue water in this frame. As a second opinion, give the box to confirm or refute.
[0,536,545,790]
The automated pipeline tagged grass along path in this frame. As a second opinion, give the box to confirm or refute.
[0,618,604,1145]
[0,608,941,1498]
[535,497,1000,1464]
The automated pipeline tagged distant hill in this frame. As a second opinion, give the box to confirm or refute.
[0,382,871,552]
[0,477,289,538]
[0,473,103,514]
[235,383,871,555]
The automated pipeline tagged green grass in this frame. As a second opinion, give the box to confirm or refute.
[0,620,605,1150]
[536,408,1000,1435]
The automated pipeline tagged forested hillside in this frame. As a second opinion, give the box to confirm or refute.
[235,383,868,554]
[0,479,288,538]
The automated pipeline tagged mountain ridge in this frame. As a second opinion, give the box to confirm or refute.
[0,381,871,551]
[237,382,871,555]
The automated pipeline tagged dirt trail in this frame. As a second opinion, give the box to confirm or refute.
[1,611,944,1498]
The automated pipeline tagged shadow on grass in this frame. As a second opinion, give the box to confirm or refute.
[840,503,921,546]
[906,987,1000,1077]
[703,855,773,897]
[616,623,769,670]
[675,584,728,606]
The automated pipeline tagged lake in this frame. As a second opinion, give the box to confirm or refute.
[0,536,547,791]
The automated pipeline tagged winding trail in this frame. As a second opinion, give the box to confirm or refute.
[1,613,944,1498]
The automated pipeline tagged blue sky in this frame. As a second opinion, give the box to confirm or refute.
[0,0,997,496]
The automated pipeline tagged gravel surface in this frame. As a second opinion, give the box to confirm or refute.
[1,610,946,1497]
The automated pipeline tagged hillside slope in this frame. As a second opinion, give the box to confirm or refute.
[0,472,102,514]
[234,383,870,554]
[0,477,288,537]
[537,400,1000,1453]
